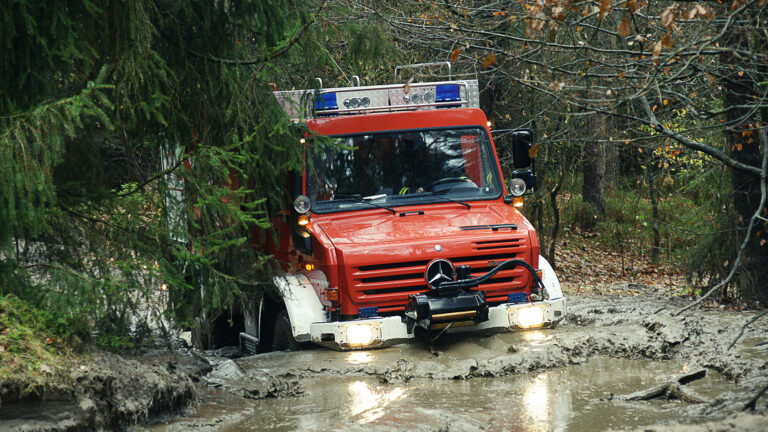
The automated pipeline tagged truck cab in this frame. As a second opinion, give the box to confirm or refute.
[240,73,566,352]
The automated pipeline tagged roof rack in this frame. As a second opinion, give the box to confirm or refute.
[274,79,480,121]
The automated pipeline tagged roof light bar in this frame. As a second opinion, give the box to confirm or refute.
[274,80,480,121]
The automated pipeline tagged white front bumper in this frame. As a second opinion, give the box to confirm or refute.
[309,297,567,350]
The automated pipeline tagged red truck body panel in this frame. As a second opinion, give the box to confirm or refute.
[267,108,543,316]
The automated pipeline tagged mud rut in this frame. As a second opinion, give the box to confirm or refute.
[134,293,768,431]
[78,295,768,430]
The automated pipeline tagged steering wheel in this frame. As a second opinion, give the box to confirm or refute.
[429,177,478,190]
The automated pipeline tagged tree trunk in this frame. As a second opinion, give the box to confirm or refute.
[647,168,660,264]
[721,25,768,305]
[604,114,619,185]
[582,114,607,228]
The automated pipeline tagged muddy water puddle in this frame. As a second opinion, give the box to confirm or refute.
[146,355,735,431]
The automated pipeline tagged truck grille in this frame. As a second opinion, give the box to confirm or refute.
[348,237,530,310]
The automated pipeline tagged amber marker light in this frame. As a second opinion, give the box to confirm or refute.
[513,196,524,208]
[325,288,339,302]
[305,263,315,271]
[298,214,310,226]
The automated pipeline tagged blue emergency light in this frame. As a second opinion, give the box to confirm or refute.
[435,84,461,102]
[314,92,338,111]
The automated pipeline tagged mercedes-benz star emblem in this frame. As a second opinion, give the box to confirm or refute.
[425,259,456,290]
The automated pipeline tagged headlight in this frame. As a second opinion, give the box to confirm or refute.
[346,324,374,346]
[517,306,544,328]
[294,195,311,213]
[509,178,527,196]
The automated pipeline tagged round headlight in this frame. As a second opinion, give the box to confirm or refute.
[294,195,311,213]
[509,178,527,196]
[412,93,423,104]
[424,91,435,103]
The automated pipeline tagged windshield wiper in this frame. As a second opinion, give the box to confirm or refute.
[328,195,396,214]
[390,191,471,209]
[428,191,472,209]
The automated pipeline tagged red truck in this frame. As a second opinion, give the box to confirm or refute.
[234,66,566,352]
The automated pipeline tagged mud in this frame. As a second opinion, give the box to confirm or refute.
[144,293,768,431]
[0,351,198,431]
[5,293,768,431]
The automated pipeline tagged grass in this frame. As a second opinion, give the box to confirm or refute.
[550,174,728,266]
[0,295,83,389]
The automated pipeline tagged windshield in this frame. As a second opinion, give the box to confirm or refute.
[308,127,502,214]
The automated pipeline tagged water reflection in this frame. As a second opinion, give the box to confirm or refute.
[521,330,549,342]
[347,380,405,424]
[345,351,373,364]
[524,374,550,428]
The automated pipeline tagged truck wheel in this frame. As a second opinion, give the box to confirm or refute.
[272,309,302,351]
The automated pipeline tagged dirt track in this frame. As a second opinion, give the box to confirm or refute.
[142,291,768,431]
[2,291,767,431]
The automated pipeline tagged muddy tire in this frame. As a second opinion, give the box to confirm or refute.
[272,309,302,352]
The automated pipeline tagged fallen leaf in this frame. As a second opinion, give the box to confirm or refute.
[449,48,461,61]
[627,0,639,13]
[599,0,612,18]
[46,337,55,344]
[661,32,673,48]
[652,40,663,61]
[618,16,631,37]
[660,5,676,28]
[40,364,52,374]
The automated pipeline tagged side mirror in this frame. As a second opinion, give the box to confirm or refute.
[511,129,534,169]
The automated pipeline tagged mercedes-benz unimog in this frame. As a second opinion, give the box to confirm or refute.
[228,64,567,353]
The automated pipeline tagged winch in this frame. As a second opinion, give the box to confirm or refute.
[404,259,547,333]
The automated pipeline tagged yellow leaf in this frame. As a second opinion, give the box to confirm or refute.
[528,143,540,159]
[618,16,631,37]
[663,99,669,105]
[450,48,461,61]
